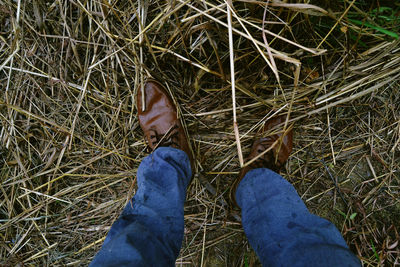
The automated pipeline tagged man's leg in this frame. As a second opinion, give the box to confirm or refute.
[91,147,191,266]
[236,168,360,267]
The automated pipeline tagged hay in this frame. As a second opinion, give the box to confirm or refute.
[1,0,399,265]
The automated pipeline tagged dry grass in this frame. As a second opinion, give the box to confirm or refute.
[1,0,399,266]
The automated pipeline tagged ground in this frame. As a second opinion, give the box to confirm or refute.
[0,0,399,266]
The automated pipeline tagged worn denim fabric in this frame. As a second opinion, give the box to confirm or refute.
[236,168,360,267]
[91,147,360,267]
[90,147,191,267]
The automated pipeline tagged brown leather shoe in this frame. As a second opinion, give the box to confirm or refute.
[229,116,293,207]
[137,79,193,167]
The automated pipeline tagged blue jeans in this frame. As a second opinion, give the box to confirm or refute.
[90,147,360,266]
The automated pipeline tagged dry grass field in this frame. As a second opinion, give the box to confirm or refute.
[1,0,399,266]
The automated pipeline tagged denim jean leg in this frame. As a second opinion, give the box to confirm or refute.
[236,168,360,267]
[90,147,191,267]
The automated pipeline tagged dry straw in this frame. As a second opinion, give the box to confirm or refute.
[0,0,399,265]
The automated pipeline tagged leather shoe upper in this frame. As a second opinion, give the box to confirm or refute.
[230,115,293,207]
[137,80,193,167]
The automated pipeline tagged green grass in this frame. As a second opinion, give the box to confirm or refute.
[370,240,380,262]
[348,19,399,39]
